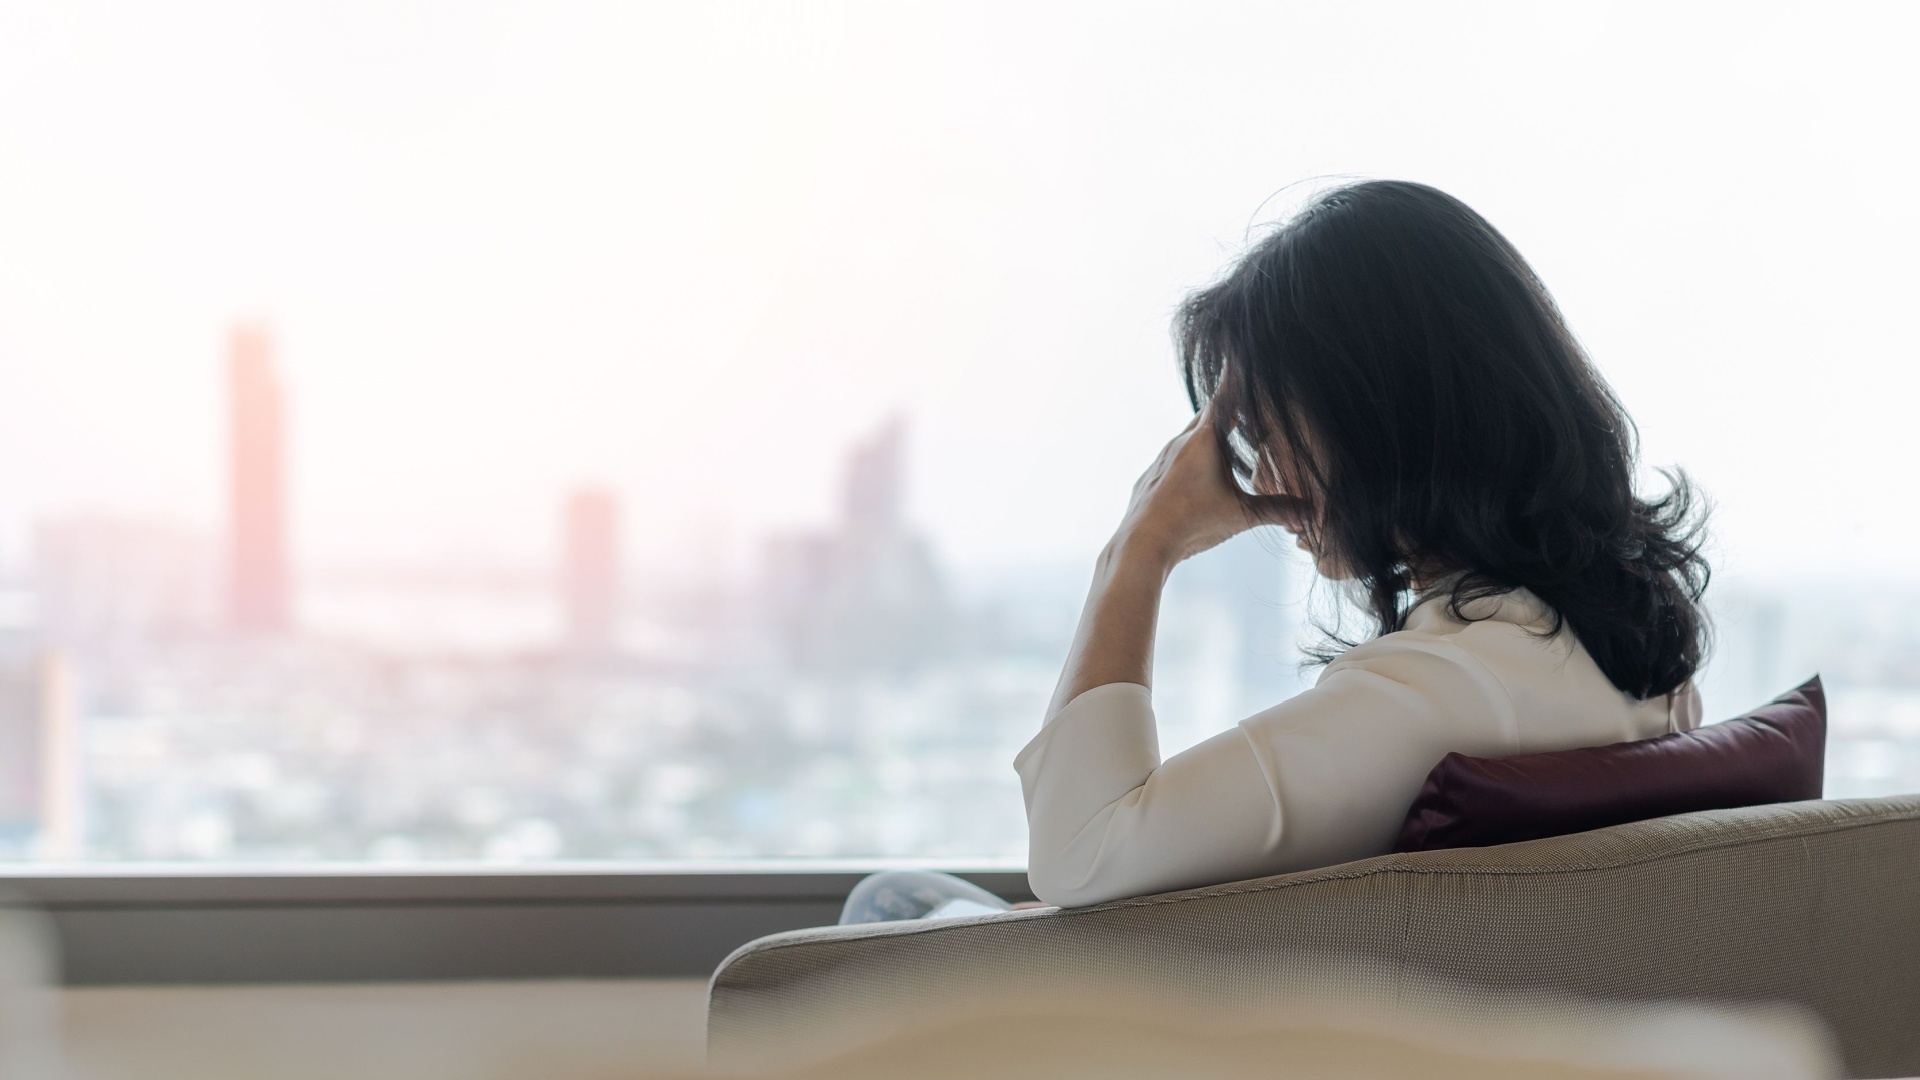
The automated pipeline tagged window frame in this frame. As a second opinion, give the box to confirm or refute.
[0,865,1035,985]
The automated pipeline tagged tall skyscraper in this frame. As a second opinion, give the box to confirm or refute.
[227,325,291,635]
[562,489,620,653]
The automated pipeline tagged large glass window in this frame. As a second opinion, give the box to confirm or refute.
[1,4,1915,864]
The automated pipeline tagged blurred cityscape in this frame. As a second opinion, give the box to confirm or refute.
[0,328,1916,863]
[0,326,1308,863]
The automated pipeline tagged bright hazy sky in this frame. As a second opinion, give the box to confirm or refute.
[1,2,1916,581]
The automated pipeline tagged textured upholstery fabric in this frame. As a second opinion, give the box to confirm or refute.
[1396,676,1828,852]
[708,795,1920,1078]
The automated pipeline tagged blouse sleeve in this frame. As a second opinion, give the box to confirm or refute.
[1013,635,1515,908]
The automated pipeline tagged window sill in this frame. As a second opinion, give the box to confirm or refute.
[0,864,1034,986]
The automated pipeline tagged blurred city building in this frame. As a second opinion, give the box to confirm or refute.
[561,489,621,654]
[227,324,292,636]
[1171,531,1303,716]
[763,419,950,672]
[1147,530,1306,756]
[30,515,214,653]
[0,652,82,859]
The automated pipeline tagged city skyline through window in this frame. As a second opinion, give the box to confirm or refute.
[2,329,1307,861]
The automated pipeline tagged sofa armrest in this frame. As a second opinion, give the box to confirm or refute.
[709,796,1920,1079]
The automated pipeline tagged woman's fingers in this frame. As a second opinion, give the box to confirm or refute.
[1115,402,1263,565]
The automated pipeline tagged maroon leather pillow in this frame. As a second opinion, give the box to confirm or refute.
[1393,675,1826,853]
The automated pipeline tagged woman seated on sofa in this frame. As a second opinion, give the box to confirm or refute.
[842,179,1709,921]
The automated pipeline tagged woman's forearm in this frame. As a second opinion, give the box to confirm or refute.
[1046,537,1175,718]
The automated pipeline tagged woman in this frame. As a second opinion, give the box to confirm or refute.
[842,179,1708,922]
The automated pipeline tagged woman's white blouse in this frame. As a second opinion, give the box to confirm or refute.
[1013,588,1702,908]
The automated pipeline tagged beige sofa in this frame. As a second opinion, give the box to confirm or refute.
[709,795,1920,1078]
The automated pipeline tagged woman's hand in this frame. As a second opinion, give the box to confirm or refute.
[1045,408,1307,718]
[1109,407,1307,572]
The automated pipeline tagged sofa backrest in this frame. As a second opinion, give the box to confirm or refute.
[708,795,1920,1078]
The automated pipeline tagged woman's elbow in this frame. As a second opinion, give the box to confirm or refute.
[1025,832,1138,909]
[1026,861,1119,909]
[1027,806,1282,908]
[1024,785,1176,907]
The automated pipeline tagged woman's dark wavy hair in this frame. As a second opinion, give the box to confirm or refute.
[1178,180,1709,699]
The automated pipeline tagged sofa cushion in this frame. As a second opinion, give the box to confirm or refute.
[1393,675,1826,853]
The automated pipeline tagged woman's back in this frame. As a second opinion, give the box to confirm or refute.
[1017,590,1700,908]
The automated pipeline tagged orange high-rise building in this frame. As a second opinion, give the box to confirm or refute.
[227,325,292,635]
[562,489,620,653]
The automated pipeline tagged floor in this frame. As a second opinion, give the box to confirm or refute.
[48,977,1899,1080]
[57,978,710,1080]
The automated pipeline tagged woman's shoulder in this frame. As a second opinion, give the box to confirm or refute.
[1328,587,1564,677]
[1316,585,1682,741]
[1301,587,1603,731]
[1267,586,1660,758]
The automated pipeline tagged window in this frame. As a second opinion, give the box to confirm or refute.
[1,5,1915,867]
